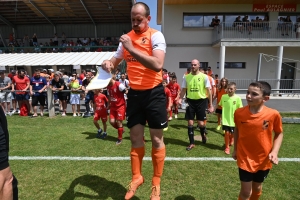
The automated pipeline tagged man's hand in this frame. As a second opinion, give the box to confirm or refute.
[269,152,279,165]
[119,34,134,52]
[30,91,34,96]
[167,107,171,112]
[101,60,114,73]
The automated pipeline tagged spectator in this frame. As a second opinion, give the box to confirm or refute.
[32,33,38,46]
[7,70,18,114]
[162,68,169,83]
[29,69,47,117]
[119,73,130,89]
[167,76,180,120]
[242,15,252,34]
[68,72,82,117]
[11,69,30,116]
[79,70,86,81]
[263,15,270,33]
[50,72,68,116]
[210,15,220,28]
[0,71,12,115]
[82,71,94,117]
[278,17,285,36]
[295,17,300,38]
[285,16,293,36]
[207,66,214,76]
[53,33,58,46]
[62,32,66,43]
[234,16,244,33]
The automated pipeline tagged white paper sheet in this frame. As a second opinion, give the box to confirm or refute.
[86,66,112,90]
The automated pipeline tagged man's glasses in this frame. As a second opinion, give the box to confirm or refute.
[191,64,197,66]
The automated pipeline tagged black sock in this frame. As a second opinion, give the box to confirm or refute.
[188,125,194,144]
[200,127,206,135]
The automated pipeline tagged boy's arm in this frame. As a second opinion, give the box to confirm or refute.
[232,127,239,160]
[269,132,283,165]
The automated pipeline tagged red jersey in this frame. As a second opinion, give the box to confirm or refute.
[12,75,30,94]
[167,82,180,99]
[164,87,172,108]
[107,81,126,109]
[94,93,108,112]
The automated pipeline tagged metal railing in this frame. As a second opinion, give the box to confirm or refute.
[213,21,300,42]
[230,79,300,95]
[0,45,118,54]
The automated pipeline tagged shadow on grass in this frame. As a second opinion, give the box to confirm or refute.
[206,127,224,137]
[81,132,118,142]
[196,140,224,151]
[59,174,140,200]
[169,124,187,130]
[175,195,196,200]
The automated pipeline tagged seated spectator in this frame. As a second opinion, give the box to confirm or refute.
[210,15,220,27]
[233,16,244,33]
[278,17,285,36]
[242,15,252,34]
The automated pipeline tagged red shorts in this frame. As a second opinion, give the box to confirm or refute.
[94,110,107,122]
[171,98,178,105]
[110,106,126,121]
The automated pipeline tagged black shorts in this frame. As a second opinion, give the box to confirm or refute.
[185,98,207,121]
[58,93,68,101]
[127,83,167,129]
[239,168,270,183]
[0,126,9,170]
[31,95,46,107]
[215,108,222,114]
[222,125,234,133]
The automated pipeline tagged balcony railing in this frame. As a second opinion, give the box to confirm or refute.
[213,21,300,42]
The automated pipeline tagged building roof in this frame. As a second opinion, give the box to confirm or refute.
[0,52,115,66]
[0,0,134,27]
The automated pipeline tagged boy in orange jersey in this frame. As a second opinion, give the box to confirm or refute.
[232,81,283,200]
[167,76,180,120]
[93,89,108,138]
[215,77,228,130]
[219,82,243,154]
[162,80,172,131]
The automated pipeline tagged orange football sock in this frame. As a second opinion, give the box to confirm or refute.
[152,146,166,186]
[225,131,230,148]
[250,190,262,200]
[169,110,172,118]
[130,147,145,180]
[204,120,207,126]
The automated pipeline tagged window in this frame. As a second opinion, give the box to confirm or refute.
[183,13,267,28]
[278,13,300,23]
[217,62,246,69]
[179,62,208,68]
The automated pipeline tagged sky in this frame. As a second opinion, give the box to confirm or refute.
[137,0,161,31]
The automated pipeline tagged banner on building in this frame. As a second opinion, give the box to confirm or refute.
[253,4,297,12]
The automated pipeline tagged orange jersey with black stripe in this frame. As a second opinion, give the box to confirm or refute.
[122,28,166,90]
[234,105,283,173]
[216,88,226,109]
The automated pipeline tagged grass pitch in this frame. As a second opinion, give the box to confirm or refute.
[7,113,300,200]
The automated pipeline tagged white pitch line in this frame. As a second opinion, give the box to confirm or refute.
[9,156,300,162]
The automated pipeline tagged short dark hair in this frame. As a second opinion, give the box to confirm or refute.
[35,69,41,72]
[133,2,150,17]
[249,81,271,96]
[85,69,91,72]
